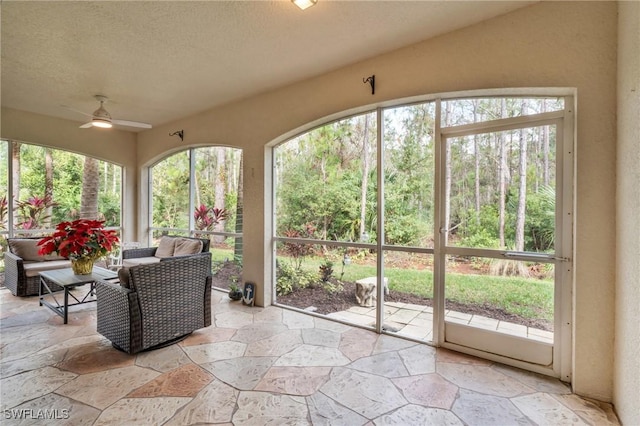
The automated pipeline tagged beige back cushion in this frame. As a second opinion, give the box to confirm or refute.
[9,238,65,262]
[173,238,203,256]
[154,236,176,258]
[118,267,131,289]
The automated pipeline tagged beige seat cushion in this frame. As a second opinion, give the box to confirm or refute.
[154,236,176,258]
[9,239,66,261]
[23,260,72,277]
[173,238,203,256]
[123,257,161,268]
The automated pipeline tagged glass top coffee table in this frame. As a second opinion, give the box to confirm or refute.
[39,267,117,324]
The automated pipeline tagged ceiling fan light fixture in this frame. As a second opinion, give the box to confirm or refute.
[292,0,317,10]
[91,99,113,128]
[91,118,113,128]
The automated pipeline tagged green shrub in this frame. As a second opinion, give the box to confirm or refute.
[319,260,334,282]
[323,281,344,294]
[276,261,317,296]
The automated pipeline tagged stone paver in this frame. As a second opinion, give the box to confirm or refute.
[0,287,613,425]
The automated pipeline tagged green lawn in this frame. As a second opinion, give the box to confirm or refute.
[210,246,236,263]
[207,248,554,322]
[279,254,554,321]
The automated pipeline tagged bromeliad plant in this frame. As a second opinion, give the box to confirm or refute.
[194,205,229,232]
[16,195,57,230]
[37,219,119,261]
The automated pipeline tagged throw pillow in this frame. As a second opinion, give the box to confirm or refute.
[154,236,176,258]
[173,238,203,256]
[8,238,66,262]
[118,267,131,289]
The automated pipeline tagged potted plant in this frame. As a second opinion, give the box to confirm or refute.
[228,283,243,301]
[37,219,119,275]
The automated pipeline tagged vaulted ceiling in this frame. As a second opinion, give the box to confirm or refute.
[1,1,534,131]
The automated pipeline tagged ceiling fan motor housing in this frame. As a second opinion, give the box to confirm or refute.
[92,101,112,128]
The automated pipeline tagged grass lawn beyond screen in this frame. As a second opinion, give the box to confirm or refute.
[281,255,554,322]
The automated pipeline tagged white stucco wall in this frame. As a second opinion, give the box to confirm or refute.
[137,1,619,401]
[3,1,630,407]
[614,1,640,424]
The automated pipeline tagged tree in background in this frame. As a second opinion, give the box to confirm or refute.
[80,156,99,220]
[275,97,561,277]
[275,114,377,243]
[5,141,122,233]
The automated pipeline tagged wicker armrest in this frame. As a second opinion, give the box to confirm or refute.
[96,280,141,353]
[4,252,26,296]
[4,251,24,273]
[122,247,157,259]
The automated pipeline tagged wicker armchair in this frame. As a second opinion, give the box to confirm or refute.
[96,252,212,354]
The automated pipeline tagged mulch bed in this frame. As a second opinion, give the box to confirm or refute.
[212,260,552,332]
[277,279,553,331]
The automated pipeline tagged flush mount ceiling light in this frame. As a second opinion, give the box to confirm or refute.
[292,0,317,10]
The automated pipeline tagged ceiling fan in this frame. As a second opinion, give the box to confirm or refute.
[71,95,152,129]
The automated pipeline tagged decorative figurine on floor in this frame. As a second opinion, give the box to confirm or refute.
[242,282,255,307]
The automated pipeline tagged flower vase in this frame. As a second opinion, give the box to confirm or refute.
[71,258,94,275]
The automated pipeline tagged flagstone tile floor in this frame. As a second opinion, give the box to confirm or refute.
[0,286,620,425]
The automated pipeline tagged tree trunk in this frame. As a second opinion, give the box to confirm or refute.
[498,100,508,249]
[542,102,550,187]
[80,156,99,220]
[233,152,244,260]
[193,150,201,209]
[44,148,54,227]
[443,103,452,246]
[11,142,21,226]
[473,100,481,224]
[514,104,529,252]
[214,147,226,243]
[359,115,370,241]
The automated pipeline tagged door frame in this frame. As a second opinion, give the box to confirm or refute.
[432,100,574,380]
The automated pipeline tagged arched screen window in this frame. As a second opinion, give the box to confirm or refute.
[149,146,243,289]
[1,139,123,272]
[1,139,122,236]
[272,93,573,378]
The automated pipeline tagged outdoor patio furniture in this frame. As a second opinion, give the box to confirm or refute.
[40,266,117,324]
[107,241,141,270]
[4,237,70,296]
[121,235,210,267]
[95,252,212,354]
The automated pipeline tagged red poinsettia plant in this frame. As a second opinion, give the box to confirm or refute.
[38,219,119,260]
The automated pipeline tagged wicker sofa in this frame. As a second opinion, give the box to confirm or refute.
[4,238,69,296]
[121,235,210,268]
[96,252,212,354]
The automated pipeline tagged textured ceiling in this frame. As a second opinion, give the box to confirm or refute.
[1,1,533,131]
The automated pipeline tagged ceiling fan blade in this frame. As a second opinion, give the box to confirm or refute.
[79,122,93,128]
[62,104,94,118]
[112,119,152,129]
